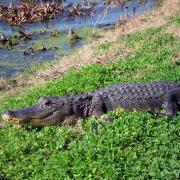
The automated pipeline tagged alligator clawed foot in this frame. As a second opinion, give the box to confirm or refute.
[92,116,113,133]
[92,121,106,133]
[105,117,113,123]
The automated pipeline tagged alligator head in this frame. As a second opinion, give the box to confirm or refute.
[1,96,73,126]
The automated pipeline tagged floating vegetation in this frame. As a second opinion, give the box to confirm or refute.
[0,33,19,49]
[50,29,61,37]
[0,27,61,49]
[0,1,96,26]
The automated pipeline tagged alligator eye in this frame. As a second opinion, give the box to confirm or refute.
[44,101,51,106]
[41,101,52,109]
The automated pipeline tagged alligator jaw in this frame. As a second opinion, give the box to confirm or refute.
[1,110,64,126]
[2,112,50,126]
[1,112,29,125]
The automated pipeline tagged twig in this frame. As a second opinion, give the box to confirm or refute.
[93,2,113,34]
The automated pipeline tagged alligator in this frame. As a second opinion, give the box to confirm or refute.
[1,81,180,126]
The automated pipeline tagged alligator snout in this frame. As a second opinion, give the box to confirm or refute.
[1,110,22,124]
[2,110,13,120]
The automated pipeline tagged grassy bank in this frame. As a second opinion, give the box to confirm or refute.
[0,18,180,179]
[0,6,180,180]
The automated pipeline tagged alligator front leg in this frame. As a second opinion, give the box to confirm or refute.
[62,115,79,125]
[89,94,108,119]
[89,94,113,122]
[89,94,114,132]
[163,88,180,118]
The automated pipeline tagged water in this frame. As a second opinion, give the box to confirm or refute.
[0,0,156,78]
[0,0,17,3]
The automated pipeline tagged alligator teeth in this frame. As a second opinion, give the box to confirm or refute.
[3,118,20,124]
[12,118,20,124]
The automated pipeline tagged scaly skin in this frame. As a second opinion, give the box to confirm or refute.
[1,81,180,126]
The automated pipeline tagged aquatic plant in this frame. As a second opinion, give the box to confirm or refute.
[0,1,96,25]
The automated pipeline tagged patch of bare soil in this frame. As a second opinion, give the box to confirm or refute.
[103,0,180,41]
[0,0,179,100]
[171,51,180,65]
[166,24,180,37]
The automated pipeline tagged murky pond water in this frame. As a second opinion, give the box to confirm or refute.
[0,0,156,78]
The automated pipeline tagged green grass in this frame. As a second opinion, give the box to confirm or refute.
[169,16,180,26]
[0,21,180,179]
